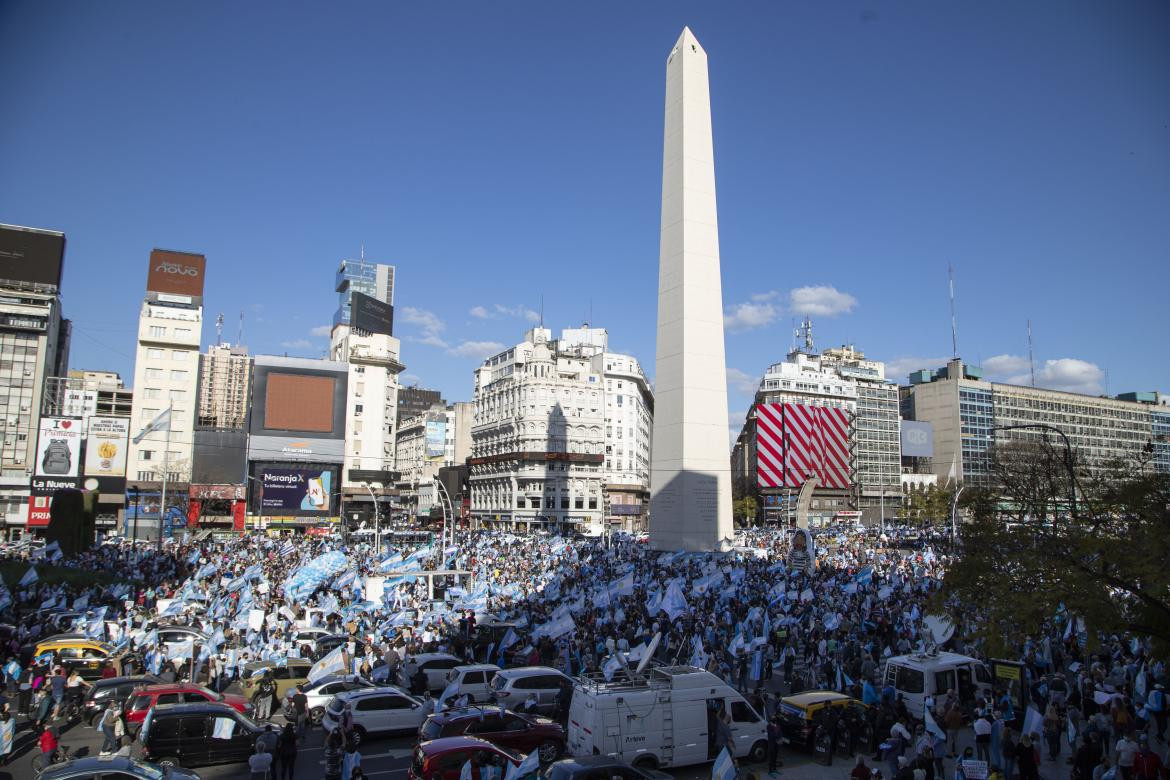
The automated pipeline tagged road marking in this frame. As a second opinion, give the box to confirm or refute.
[317,748,413,764]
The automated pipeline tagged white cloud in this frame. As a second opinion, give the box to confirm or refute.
[400,373,421,386]
[751,290,779,302]
[469,306,492,319]
[310,325,332,338]
[279,339,313,350]
[726,368,760,396]
[468,304,541,323]
[789,285,858,317]
[884,356,951,383]
[728,409,748,448]
[984,353,1104,395]
[724,300,779,332]
[399,306,449,349]
[447,340,505,360]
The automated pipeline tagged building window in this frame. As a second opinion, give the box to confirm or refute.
[354,404,363,415]
[137,470,155,481]
[174,328,192,339]
[588,497,598,509]
[172,350,187,360]
[148,326,166,338]
[141,450,153,461]
[169,390,185,401]
[145,368,162,380]
[170,370,188,381]
[147,348,164,359]
[143,388,161,400]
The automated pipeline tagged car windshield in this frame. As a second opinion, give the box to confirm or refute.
[491,675,507,691]
[420,719,443,741]
[233,710,261,731]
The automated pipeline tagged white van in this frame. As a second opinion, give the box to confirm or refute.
[567,664,767,770]
[882,651,994,720]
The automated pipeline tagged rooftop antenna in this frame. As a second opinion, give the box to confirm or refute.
[1027,319,1036,387]
[540,296,544,329]
[360,243,365,262]
[790,318,797,353]
[215,313,224,345]
[238,310,244,347]
[949,264,958,358]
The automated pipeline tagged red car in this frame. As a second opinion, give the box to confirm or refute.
[418,707,565,763]
[124,684,252,730]
[410,736,523,780]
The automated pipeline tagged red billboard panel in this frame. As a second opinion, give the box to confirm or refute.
[147,249,206,297]
[757,403,852,490]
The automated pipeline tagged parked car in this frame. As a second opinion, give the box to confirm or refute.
[137,701,264,768]
[281,674,375,724]
[440,664,500,703]
[419,707,565,762]
[125,684,252,732]
[82,674,160,725]
[32,637,120,680]
[544,756,673,780]
[36,753,202,780]
[489,666,572,715]
[409,736,523,780]
[153,625,208,657]
[776,690,869,754]
[241,658,313,699]
[320,687,428,746]
[401,652,462,693]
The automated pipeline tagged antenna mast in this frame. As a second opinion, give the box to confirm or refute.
[948,264,958,358]
[238,310,244,347]
[1027,320,1036,387]
[215,313,224,345]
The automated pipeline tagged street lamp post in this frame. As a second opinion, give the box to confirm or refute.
[364,482,381,553]
[245,475,263,534]
[435,479,455,548]
[990,423,1078,519]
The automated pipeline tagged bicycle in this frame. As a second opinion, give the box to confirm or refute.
[31,744,70,773]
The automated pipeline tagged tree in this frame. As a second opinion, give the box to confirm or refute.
[733,496,759,527]
[939,439,1170,656]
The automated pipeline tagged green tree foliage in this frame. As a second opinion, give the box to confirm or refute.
[733,496,759,527]
[940,439,1170,656]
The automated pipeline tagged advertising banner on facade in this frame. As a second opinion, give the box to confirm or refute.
[260,468,333,513]
[900,420,934,458]
[35,417,83,479]
[425,419,446,460]
[351,291,393,336]
[84,416,130,477]
[146,249,206,297]
[0,224,65,288]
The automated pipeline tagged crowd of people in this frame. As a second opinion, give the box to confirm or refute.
[0,524,1162,780]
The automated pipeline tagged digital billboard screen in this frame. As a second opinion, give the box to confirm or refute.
[264,373,335,433]
[0,224,65,288]
[35,417,83,479]
[146,249,206,297]
[259,467,335,513]
[901,420,934,458]
[351,291,393,336]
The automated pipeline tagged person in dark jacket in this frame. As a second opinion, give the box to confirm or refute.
[275,723,297,780]
[766,714,784,774]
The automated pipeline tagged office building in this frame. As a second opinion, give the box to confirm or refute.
[397,386,444,426]
[901,358,1169,487]
[334,255,394,327]
[0,224,71,535]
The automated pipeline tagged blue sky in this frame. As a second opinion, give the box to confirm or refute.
[2,1,1167,442]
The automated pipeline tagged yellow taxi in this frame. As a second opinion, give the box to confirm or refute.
[33,638,119,680]
[777,690,869,755]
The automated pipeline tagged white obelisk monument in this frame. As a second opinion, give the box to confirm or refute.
[649,27,733,552]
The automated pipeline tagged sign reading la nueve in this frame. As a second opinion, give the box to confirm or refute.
[146,249,206,297]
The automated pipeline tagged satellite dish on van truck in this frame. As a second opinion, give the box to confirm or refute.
[634,632,662,675]
[923,614,955,646]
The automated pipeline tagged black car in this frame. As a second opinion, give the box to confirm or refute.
[83,674,161,725]
[138,701,265,769]
[36,753,201,780]
[544,756,673,780]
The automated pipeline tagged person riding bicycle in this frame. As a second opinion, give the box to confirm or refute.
[65,669,89,716]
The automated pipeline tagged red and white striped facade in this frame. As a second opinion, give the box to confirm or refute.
[756,402,853,489]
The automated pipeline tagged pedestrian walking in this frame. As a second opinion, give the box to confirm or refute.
[99,701,120,754]
[276,722,297,780]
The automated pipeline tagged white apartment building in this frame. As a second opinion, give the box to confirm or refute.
[469,327,612,534]
[126,250,206,490]
[330,324,403,523]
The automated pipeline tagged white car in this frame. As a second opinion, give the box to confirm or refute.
[400,653,463,693]
[320,686,428,746]
[291,626,334,647]
[441,664,501,704]
[282,674,375,724]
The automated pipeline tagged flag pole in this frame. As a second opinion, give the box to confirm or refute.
[159,403,173,549]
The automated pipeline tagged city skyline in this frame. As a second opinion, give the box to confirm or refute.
[2,2,1167,446]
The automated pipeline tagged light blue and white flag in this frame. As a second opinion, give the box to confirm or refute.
[308,646,346,683]
[505,749,540,780]
[711,747,735,780]
[19,566,37,587]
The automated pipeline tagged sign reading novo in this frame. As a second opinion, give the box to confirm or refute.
[147,248,206,297]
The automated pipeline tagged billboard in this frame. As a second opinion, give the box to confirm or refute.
[426,419,447,460]
[0,224,65,288]
[35,417,83,479]
[264,373,334,432]
[756,403,853,490]
[351,291,393,336]
[258,467,335,513]
[84,416,130,477]
[901,420,934,458]
[146,249,206,297]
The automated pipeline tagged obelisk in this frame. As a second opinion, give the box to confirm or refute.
[649,27,733,552]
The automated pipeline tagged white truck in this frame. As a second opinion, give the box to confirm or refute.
[566,664,767,770]
[882,651,994,720]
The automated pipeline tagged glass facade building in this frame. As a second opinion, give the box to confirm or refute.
[334,258,395,327]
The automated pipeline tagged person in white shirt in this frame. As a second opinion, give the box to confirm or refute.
[973,712,992,764]
[249,743,273,780]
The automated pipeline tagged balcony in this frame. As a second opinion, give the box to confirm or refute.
[348,345,405,372]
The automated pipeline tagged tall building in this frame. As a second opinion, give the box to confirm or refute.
[649,28,733,551]
[49,372,133,420]
[334,256,394,327]
[126,250,206,532]
[329,289,403,527]
[469,327,606,534]
[902,358,1169,487]
[0,224,71,536]
[197,344,251,429]
[397,386,445,426]
[394,403,450,520]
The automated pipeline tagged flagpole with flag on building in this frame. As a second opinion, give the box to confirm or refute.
[133,404,172,546]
